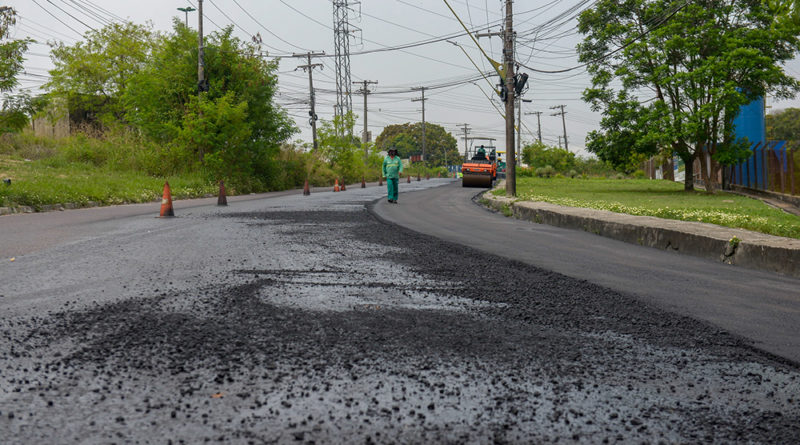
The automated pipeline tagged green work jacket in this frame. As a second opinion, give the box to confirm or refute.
[382,155,403,179]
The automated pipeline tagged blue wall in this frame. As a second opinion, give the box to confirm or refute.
[733,96,766,146]
[733,96,766,188]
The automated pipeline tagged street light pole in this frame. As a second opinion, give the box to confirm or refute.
[177,6,196,27]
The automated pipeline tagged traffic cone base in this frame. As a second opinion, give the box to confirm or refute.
[160,181,174,217]
[217,180,228,206]
[303,180,311,196]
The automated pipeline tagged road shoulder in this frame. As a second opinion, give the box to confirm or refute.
[483,190,800,279]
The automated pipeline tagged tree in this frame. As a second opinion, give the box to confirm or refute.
[0,92,40,134]
[766,108,800,146]
[46,22,155,126]
[521,140,577,172]
[578,0,800,191]
[0,7,30,94]
[374,122,459,167]
[122,22,295,188]
[124,22,294,146]
[1,7,32,136]
[316,112,365,182]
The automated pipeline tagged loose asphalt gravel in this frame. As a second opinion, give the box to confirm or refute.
[1,182,799,444]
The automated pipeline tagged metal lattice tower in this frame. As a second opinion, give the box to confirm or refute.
[332,1,358,134]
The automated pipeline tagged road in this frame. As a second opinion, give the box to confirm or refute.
[1,178,798,444]
[373,182,800,364]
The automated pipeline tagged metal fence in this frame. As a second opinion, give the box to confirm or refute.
[729,141,798,196]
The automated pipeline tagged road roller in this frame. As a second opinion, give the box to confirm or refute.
[461,147,497,187]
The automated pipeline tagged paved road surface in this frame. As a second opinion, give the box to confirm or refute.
[373,181,800,363]
[1,178,798,443]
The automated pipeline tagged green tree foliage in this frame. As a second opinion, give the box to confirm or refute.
[374,122,459,166]
[46,22,155,126]
[521,140,576,172]
[0,7,30,93]
[1,7,32,135]
[0,92,37,134]
[316,112,366,182]
[45,20,295,190]
[766,108,800,145]
[578,0,800,191]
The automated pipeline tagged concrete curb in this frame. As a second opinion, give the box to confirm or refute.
[482,192,800,279]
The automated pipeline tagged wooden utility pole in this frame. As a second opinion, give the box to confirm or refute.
[294,52,325,150]
[412,87,428,163]
[526,111,543,143]
[503,0,516,196]
[354,79,378,164]
[197,0,207,93]
[551,104,568,153]
[461,123,471,160]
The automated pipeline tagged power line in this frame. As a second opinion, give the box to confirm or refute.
[30,0,85,37]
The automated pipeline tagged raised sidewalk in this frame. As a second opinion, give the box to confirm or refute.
[484,190,800,279]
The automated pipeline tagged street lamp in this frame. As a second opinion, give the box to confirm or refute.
[177,6,196,27]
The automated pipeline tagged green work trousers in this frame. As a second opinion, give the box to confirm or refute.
[386,178,399,201]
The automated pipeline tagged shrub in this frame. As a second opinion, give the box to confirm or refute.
[567,169,578,178]
[633,169,647,179]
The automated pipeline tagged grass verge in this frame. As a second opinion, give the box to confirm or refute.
[0,155,215,209]
[495,177,800,239]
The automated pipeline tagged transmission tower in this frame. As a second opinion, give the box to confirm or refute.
[332,1,360,135]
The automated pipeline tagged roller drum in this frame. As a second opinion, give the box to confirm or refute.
[461,174,493,188]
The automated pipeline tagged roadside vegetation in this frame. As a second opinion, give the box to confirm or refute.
[0,14,450,210]
[498,177,800,239]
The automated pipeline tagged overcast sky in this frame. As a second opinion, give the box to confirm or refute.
[6,1,800,157]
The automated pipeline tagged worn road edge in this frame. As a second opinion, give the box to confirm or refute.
[483,192,800,279]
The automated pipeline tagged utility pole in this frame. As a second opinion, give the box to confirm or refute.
[517,98,531,163]
[551,104,568,153]
[177,6,196,27]
[526,111,543,143]
[197,0,207,93]
[354,79,378,164]
[503,0,516,196]
[293,52,325,150]
[411,87,428,164]
[558,135,563,149]
[461,123,471,161]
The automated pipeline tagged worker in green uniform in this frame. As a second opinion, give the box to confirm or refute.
[382,148,403,203]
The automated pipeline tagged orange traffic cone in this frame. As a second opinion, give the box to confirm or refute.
[303,179,311,196]
[333,179,340,192]
[407,175,411,183]
[361,176,366,188]
[437,172,441,178]
[341,180,347,191]
[426,173,430,180]
[160,181,174,217]
[217,180,227,206]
